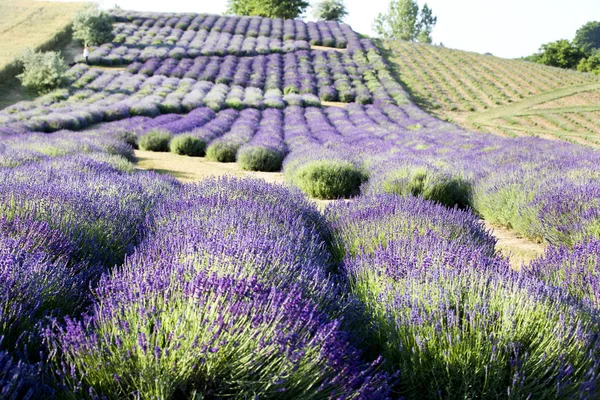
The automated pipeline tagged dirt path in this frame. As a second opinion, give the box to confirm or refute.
[483,220,546,269]
[135,150,544,268]
[88,65,127,71]
[321,101,347,108]
[134,150,286,185]
[310,45,346,52]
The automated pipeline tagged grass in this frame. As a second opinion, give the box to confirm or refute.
[381,40,600,147]
[0,0,88,110]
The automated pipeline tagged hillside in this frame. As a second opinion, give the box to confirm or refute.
[2,9,600,399]
[382,40,600,146]
[0,0,88,108]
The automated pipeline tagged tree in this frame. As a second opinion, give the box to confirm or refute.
[530,39,587,69]
[373,0,436,43]
[72,6,114,46]
[577,51,600,74]
[312,0,348,22]
[416,4,436,43]
[574,21,600,53]
[17,49,67,94]
[227,0,309,19]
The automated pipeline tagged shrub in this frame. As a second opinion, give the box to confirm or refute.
[205,142,237,162]
[370,165,472,208]
[17,50,67,94]
[288,160,366,199]
[312,0,348,22]
[237,146,284,171]
[138,130,172,152]
[169,134,205,156]
[72,6,114,46]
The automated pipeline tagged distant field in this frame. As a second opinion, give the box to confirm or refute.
[382,40,600,146]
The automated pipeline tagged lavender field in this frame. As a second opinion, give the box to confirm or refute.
[1,9,600,400]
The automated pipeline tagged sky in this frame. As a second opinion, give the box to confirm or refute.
[84,0,600,59]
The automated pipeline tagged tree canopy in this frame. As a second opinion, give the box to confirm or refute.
[312,0,348,22]
[227,0,309,20]
[574,21,600,53]
[72,6,114,46]
[577,52,600,74]
[17,49,67,94]
[373,0,436,43]
[528,39,587,70]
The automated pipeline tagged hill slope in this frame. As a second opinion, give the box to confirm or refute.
[0,0,88,108]
[382,40,600,146]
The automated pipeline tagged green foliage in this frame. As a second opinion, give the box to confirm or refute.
[227,0,309,19]
[16,49,67,94]
[376,166,472,208]
[574,21,600,53]
[169,134,205,156]
[529,39,587,70]
[416,4,435,43]
[205,142,238,162]
[288,160,367,199]
[237,147,284,172]
[312,0,348,22]
[139,130,172,152]
[373,0,436,43]
[577,51,600,74]
[72,6,114,46]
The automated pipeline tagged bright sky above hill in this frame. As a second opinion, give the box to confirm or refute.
[84,0,600,59]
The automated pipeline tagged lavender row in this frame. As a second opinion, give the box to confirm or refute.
[0,76,325,133]
[45,177,391,398]
[276,102,600,246]
[109,10,357,48]
[81,37,312,66]
[326,194,600,397]
[119,51,373,103]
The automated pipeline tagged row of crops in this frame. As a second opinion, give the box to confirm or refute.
[386,41,600,112]
[1,9,600,399]
[2,134,600,398]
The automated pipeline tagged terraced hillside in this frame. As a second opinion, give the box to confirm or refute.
[383,40,600,146]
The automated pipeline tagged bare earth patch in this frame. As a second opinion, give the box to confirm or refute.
[321,101,346,108]
[310,45,346,52]
[88,65,127,71]
[483,220,546,269]
[134,150,286,185]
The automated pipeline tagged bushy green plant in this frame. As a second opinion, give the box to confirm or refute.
[376,166,472,208]
[288,160,366,199]
[205,142,237,162]
[138,130,172,152]
[169,134,205,156]
[17,49,67,94]
[72,6,114,46]
[238,147,284,171]
[312,0,348,22]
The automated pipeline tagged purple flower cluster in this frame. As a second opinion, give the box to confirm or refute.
[237,108,287,171]
[47,177,391,398]
[526,238,600,308]
[327,194,600,398]
[109,10,355,48]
